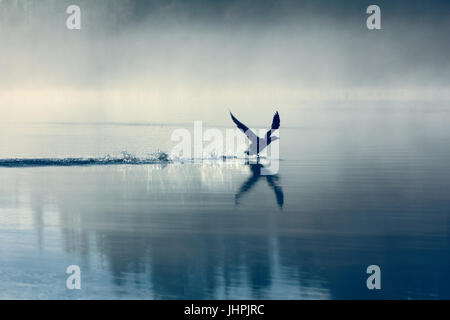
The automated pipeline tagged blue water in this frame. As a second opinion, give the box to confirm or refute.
[1,105,450,299]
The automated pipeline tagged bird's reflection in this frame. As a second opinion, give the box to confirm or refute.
[235,162,284,209]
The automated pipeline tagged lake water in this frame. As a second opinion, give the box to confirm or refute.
[1,105,450,299]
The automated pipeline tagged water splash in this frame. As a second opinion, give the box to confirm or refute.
[0,150,266,168]
[0,150,170,168]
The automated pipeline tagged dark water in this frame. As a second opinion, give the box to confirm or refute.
[1,106,450,299]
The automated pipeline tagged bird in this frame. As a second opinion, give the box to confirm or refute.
[229,110,280,156]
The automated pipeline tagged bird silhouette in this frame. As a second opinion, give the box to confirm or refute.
[230,111,280,156]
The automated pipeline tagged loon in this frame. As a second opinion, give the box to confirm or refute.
[229,110,280,156]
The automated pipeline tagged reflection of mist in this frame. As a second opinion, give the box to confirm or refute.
[7,146,450,298]
[30,190,44,252]
[13,163,326,298]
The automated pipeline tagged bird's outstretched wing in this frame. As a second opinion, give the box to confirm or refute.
[230,111,257,142]
[265,111,280,142]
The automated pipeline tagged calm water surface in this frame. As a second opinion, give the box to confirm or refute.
[1,106,450,299]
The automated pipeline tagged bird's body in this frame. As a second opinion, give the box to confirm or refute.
[246,137,267,156]
[229,110,280,156]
